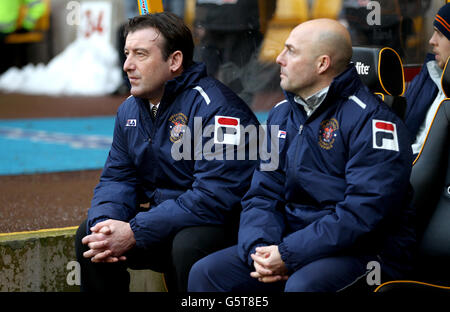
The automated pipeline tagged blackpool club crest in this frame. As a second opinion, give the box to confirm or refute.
[169,113,188,143]
[318,118,339,150]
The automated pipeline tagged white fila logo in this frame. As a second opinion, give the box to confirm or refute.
[126,119,137,127]
[214,116,240,145]
[372,119,399,152]
[356,62,370,75]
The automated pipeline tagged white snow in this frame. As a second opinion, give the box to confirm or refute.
[0,37,123,96]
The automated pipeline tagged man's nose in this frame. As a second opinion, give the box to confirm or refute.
[276,49,286,66]
[123,56,134,72]
[429,31,438,47]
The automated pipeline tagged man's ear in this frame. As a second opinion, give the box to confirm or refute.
[317,55,331,75]
[169,50,183,73]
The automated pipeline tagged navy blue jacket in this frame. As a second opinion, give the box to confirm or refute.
[404,53,438,140]
[87,63,260,248]
[238,65,415,274]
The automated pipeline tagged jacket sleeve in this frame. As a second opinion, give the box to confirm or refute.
[129,106,259,249]
[87,109,140,232]
[278,106,413,272]
[237,112,287,266]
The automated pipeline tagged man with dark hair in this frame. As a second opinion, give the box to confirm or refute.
[188,18,415,292]
[404,3,450,156]
[123,13,194,70]
[75,12,260,292]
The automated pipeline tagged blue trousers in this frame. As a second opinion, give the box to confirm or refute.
[188,245,378,292]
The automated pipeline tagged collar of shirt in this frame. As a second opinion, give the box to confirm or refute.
[149,102,160,110]
[413,60,446,154]
[294,86,330,116]
[427,60,443,92]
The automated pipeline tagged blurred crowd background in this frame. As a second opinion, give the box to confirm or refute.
[0,0,446,109]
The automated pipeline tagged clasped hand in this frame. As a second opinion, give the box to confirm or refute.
[82,219,136,263]
[250,245,289,283]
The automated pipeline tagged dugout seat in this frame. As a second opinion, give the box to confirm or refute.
[351,46,407,119]
[374,56,450,292]
[258,0,309,63]
[311,0,342,19]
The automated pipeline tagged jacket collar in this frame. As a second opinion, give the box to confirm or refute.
[425,52,436,63]
[134,62,207,114]
[426,59,443,90]
[284,64,363,119]
[163,62,207,101]
[293,86,330,117]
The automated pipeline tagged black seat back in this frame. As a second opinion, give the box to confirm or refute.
[372,57,450,292]
[352,46,407,119]
[410,56,450,282]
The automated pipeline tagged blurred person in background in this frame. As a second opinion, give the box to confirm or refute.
[340,0,432,62]
[0,0,46,36]
[75,12,259,292]
[339,0,405,56]
[404,3,450,156]
[0,0,46,74]
[163,0,185,18]
[193,0,262,103]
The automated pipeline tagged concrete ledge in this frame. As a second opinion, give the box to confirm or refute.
[0,228,166,292]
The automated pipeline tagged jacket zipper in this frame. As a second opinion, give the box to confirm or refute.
[138,102,154,144]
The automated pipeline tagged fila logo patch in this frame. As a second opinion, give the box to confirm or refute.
[126,119,136,127]
[372,120,399,152]
[278,130,287,139]
[214,116,240,145]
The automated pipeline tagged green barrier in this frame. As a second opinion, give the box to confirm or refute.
[0,227,166,292]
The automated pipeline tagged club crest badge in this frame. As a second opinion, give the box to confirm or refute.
[318,118,339,150]
[169,113,188,143]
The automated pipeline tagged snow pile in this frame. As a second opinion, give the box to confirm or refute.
[0,37,123,96]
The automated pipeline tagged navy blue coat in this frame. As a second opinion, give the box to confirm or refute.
[238,65,415,274]
[87,63,260,249]
[404,53,438,140]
